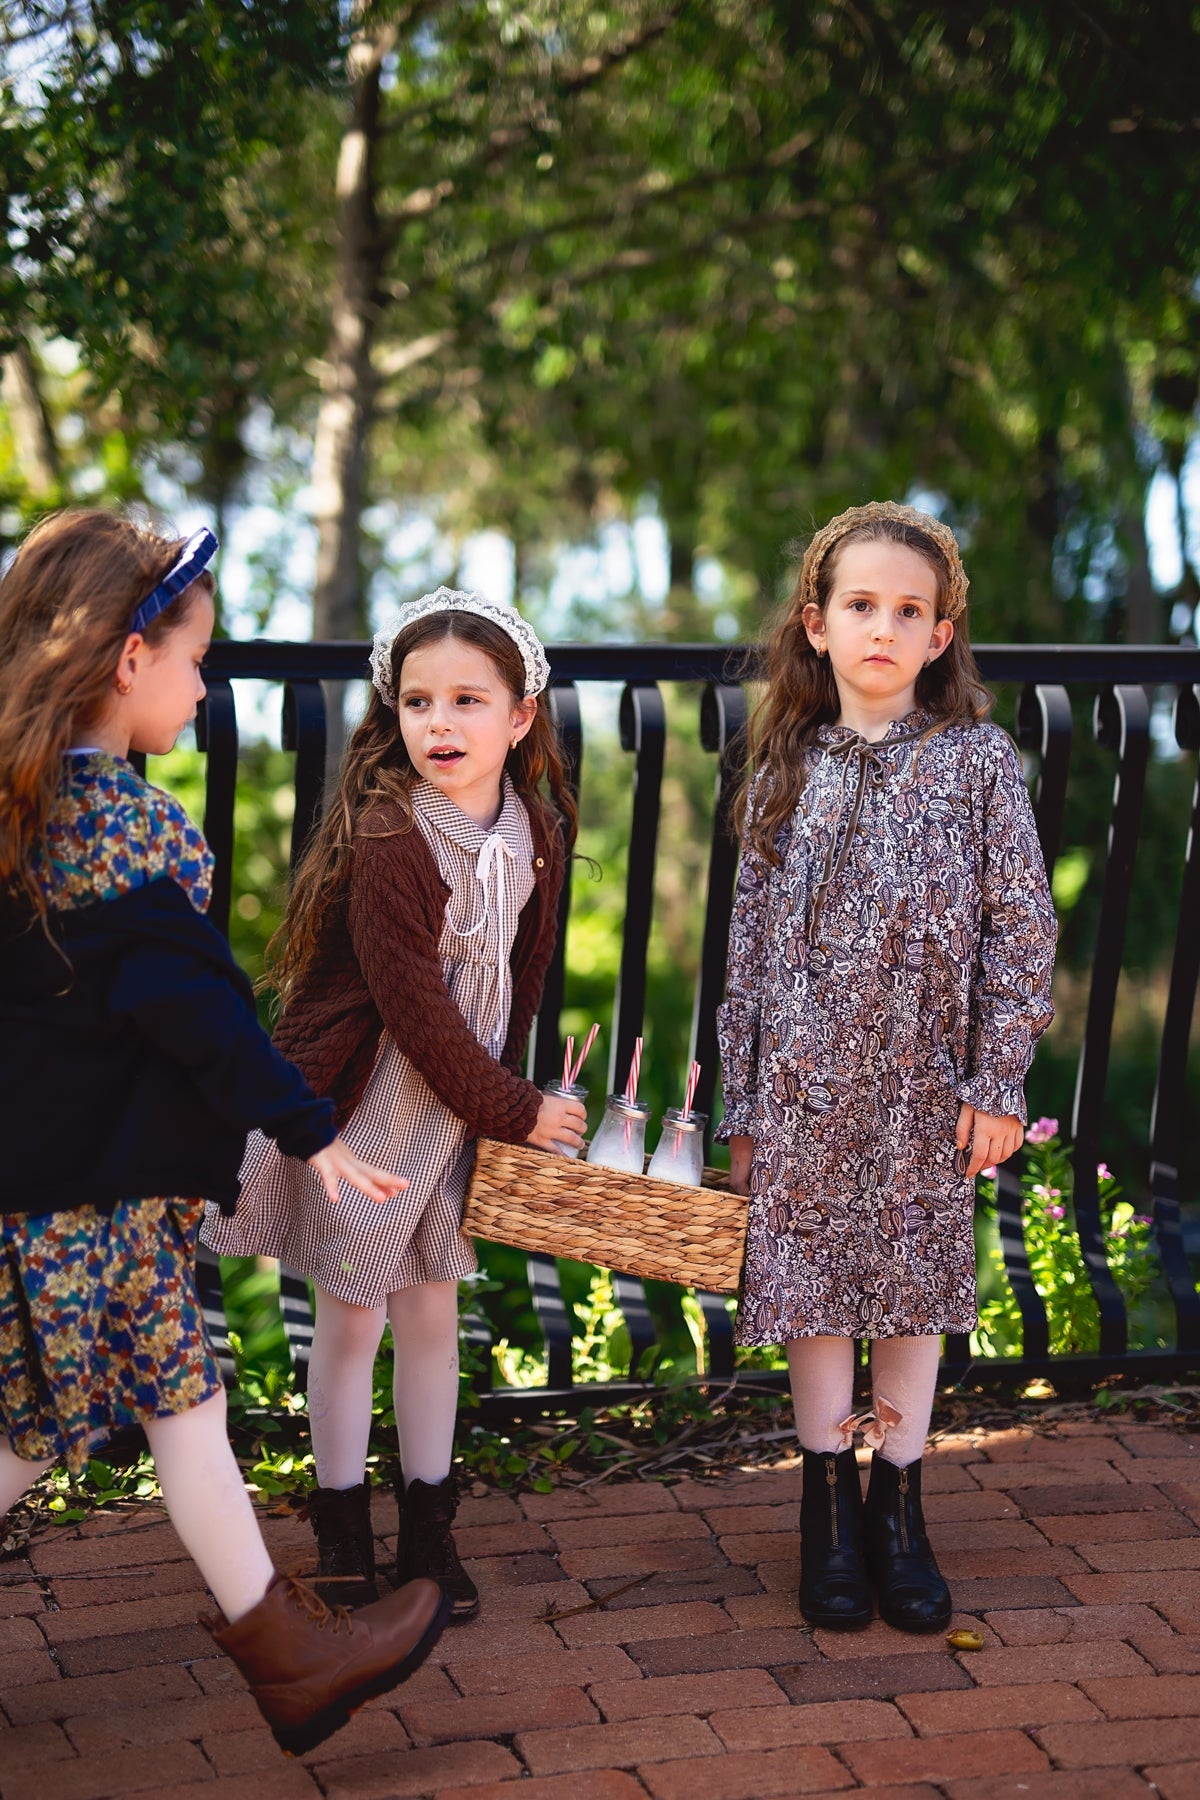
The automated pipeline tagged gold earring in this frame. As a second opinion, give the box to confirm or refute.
[815,645,826,658]
[114,675,132,696]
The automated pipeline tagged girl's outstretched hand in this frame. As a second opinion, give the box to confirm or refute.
[728,1134,753,1196]
[956,1104,1023,1181]
[528,1091,587,1155]
[307,1138,409,1206]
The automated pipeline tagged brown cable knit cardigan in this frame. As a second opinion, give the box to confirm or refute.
[271,797,565,1144]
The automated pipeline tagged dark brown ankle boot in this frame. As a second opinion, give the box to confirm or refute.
[204,1571,450,1755]
[304,1477,378,1606]
[395,1475,479,1622]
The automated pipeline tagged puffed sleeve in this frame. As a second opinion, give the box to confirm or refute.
[956,730,1057,1123]
[715,774,777,1142]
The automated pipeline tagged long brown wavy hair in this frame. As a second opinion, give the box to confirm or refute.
[0,509,215,921]
[264,609,578,1002]
[736,512,992,866]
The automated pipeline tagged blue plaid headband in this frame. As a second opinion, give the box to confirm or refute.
[130,528,218,634]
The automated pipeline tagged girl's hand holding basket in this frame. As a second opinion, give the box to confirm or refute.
[727,1134,753,1197]
[527,1089,587,1156]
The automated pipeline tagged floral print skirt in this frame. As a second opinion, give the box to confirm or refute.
[0,1197,222,1478]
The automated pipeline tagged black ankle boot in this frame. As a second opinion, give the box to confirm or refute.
[798,1448,872,1630]
[305,1476,378,1607]
[395,1476,479,1623]
[863,1453,952,1633]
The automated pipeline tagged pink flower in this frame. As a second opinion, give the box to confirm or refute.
[1047,1204,1066,1220]
[1097,1163,1113,1182]
[1032,1184,1062,1201]
[1133,1214,1153,1227]
[980,1165,998,1179]
[1026,1117,1059,1146]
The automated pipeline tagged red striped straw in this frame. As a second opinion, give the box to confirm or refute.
[562,1036,574,1091]
[683,1059,701,1118]
[569,1022,599,1087]
[624,1036,643,1105]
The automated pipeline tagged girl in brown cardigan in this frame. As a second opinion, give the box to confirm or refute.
[205,591,582,1620]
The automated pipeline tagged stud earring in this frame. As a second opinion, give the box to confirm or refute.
[114,675,132,696]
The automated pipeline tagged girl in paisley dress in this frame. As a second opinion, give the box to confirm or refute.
[0,511,450,1754]
[719,502,1056,1633]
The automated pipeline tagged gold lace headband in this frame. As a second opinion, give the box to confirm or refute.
[798,501,969,622]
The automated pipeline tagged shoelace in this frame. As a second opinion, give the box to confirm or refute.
[282,1571,353,1634]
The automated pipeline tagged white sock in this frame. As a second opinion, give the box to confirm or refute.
[143,1389,274,1623]
[869,1334,942,1467]
[387,1281,459,1487]
[307,1288,388,1490]
[0,1438,52,1513]
[786,1336,856,1453]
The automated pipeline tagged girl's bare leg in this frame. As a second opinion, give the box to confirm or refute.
[144,1388,274,1622]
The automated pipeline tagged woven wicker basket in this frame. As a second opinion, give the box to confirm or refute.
[463,1138,749,1293]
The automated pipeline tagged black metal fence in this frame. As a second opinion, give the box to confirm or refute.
[192,640,1200,1408]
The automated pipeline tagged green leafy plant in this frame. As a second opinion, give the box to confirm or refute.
[973,1119,1161,1358]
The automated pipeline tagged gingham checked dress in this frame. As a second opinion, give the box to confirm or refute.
[203,778,534,1305]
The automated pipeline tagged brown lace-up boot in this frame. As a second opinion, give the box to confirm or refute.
[204,1571,449,1755]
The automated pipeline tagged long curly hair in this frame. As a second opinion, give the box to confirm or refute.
[736,507,992,865]
[0,509,214,921]
[264,609,578,1001]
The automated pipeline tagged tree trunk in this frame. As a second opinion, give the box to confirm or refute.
[1120,503,1159,644]
[311,22,391,644]
[2,338,60,496]
[310,18,393,775]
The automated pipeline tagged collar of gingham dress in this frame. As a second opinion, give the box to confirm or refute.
[411,776,528,941]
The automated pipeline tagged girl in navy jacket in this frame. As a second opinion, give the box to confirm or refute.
[0,510,450,1754]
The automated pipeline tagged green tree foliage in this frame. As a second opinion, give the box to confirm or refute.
[1,1,340,540]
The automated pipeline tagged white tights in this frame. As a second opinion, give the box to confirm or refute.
[307,1280,459,1491]
[786,1333,942,1468]
[0,1389,273,1623]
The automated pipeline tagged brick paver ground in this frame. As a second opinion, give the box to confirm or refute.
[3,1417,1200,1797]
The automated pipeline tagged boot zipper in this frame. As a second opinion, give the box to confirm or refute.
[826,1455,839,1548]
[898,1466,911,1553]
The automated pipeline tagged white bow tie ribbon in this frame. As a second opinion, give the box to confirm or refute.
[448,830,516,940]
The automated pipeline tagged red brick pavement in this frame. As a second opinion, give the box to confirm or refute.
[2,1419,1200,1796]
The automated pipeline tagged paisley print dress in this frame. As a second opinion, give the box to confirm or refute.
[717,712,1057,1346]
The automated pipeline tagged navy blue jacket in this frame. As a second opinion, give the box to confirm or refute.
[0,876,334,1217]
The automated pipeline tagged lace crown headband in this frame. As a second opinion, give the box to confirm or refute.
[798,501,969,621]
[369,587,550,707]
[130,528,218,634]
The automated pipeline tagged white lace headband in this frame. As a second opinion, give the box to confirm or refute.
[369,587,550,707]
